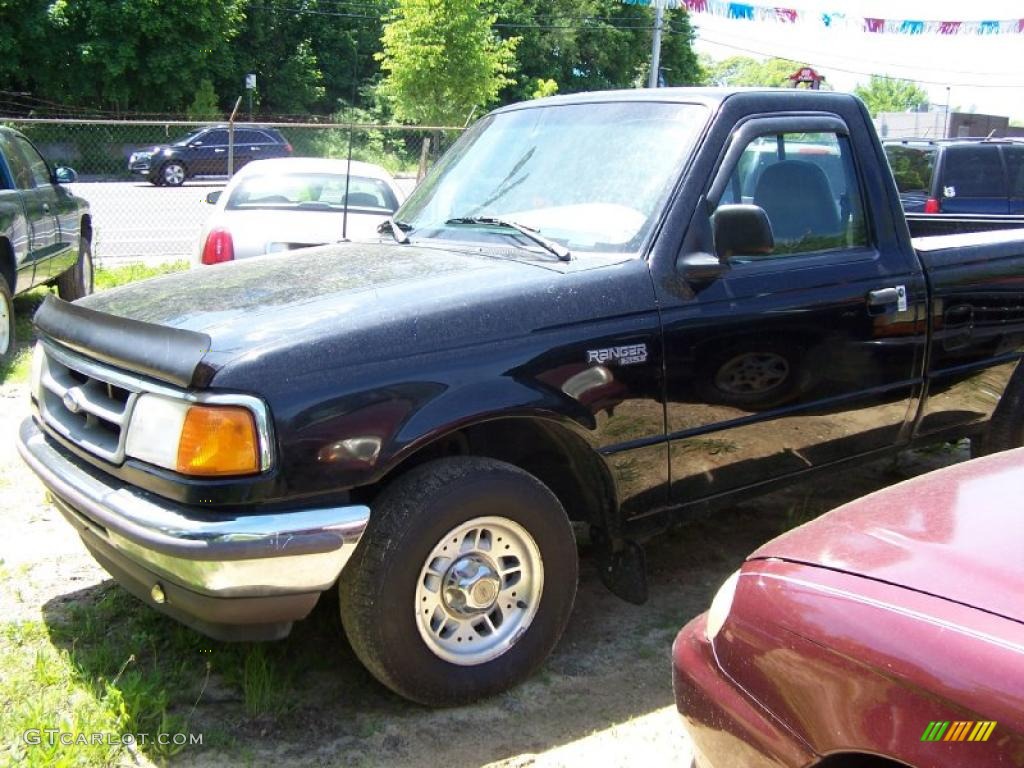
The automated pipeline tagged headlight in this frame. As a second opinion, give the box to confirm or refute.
[705,570,740,641]
[125,394,263,476]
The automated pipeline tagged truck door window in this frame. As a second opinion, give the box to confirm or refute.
[717,131,868,257]
[12,137,52,189]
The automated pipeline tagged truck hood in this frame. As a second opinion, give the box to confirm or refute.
[751,448,1024,624]
[56,240,632,388]
[75,242,537,338]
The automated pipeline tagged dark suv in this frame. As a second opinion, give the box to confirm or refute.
[128,125,293,186]
[883,138,1024,214]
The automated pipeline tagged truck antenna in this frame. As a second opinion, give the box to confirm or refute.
[341,37,358,242]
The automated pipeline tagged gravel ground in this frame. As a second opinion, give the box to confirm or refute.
[0,376,969,767]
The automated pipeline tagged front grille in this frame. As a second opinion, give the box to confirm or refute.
[36,343,141,464]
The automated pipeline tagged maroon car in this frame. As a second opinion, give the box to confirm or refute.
[673,448,1024,767]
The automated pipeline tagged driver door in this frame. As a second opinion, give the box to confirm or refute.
[657,115,927,504]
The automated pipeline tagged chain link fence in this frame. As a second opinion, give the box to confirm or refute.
[2,118,464,262]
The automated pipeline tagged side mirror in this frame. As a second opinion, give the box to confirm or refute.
[712,204,774,260]
[189,141,203,148]
[54,166,78,184]
[205,190,222,205]
[677,195,729,286]
[677,252,728,283]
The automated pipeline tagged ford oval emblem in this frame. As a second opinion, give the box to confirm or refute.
[63,390,82,414]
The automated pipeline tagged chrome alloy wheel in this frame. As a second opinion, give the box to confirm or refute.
[0,296,9,355]
[162,163,185,186]
[415,516,543,665]
[82,246,93,294]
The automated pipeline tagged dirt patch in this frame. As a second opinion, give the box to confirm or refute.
[0,379,968,767]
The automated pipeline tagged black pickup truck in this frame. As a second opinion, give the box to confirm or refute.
[0,126,92,362]
[17,89,1024,706]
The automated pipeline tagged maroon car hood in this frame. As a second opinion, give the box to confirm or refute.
[751,448,1024,624]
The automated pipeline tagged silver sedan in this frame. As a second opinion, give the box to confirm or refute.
[197,157,406,264]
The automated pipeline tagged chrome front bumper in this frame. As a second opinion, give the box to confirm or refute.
[17,418,370,599]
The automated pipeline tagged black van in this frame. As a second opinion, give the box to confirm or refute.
[883,138,1024,215]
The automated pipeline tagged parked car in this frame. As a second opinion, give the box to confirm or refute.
[883,137,1024,214]
[673,447,1024,767]
[0,126,91,363]
[17,88,1024,706]
[197,158,405,264]
[128,125,292,187]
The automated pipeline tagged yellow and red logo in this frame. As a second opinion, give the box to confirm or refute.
[921,721,997,742]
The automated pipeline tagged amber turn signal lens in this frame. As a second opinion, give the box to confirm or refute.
[176,405,259,476]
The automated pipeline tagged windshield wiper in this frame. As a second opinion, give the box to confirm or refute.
[445,216,571,262]
[378,217,411,244]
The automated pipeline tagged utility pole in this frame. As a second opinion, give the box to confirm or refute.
[944,86,951,138]
[648,2,664,89]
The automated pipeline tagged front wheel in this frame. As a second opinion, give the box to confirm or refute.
[160,161,187,187]
[0,281,14,365]
[339,457,578,705]
[56,232,93,301]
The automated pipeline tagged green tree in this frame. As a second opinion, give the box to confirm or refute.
[377,0,519,126]
[187,79,221,119]
[46,0,245,113]
[531,78,559,99]
[702,56,814,87]
[854,75,929,117]
[493,1,700,101]
[215,0,377,116]
[0,0,55,105]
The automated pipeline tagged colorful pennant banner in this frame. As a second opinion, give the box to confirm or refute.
[620,0,1024,34]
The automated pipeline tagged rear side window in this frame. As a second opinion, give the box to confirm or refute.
[884,145,936,194]
[236,130,273,144]
[1004,146,1024,197]
[941,146,1006,197]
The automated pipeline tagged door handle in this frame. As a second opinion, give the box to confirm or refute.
[868,287,899,306]
[214,148,226,153]
[867,285,908,308]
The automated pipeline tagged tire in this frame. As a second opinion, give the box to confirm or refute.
[56,232,93,301]
[975,364,1024,457]
[159,161,187,187]
[0,281,14,364]
[339,456,578,706]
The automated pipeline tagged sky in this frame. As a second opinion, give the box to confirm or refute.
[687,0,1024,120]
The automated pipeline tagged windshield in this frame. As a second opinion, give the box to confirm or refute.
[398,101,708,256]
[227,173,399,212]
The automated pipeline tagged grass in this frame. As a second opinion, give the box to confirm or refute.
[93,260,189,292]
[0,256,234,766]
[0,583,315,766]
[1,260,188,385]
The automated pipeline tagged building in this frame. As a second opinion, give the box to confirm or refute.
[875,110,1024,140]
